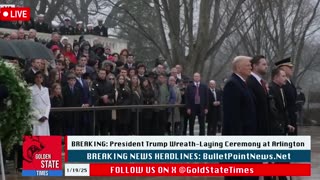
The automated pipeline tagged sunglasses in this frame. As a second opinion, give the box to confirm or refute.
[109,78,115,80]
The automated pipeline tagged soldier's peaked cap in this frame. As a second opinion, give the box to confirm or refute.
[275,57,294,67]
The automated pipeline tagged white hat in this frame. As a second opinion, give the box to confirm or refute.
[76,21,83,24]
[64,17,71,21]
[87,24,94,27]
[61,36,68,42]
[37,14,44,18]
[51,21,59,27]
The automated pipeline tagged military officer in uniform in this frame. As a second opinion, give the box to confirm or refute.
[74,21,85,35]
[60,17,74,35]
[94,19,108,37]
[50,21,60,33]
[86,24,94,34]
[275,57,298,135]
[34,14,50,33]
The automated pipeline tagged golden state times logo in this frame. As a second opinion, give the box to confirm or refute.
[22,136,63,176]
[23,136,45,163]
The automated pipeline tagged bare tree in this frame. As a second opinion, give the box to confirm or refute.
[106,0,252,79]
[13,0,320,85]
[232,0,320,84]
[20,0,111,25]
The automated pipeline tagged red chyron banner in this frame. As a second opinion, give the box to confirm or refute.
[89,163,311,176]
[0,7,30,21]
[23,136,62,170]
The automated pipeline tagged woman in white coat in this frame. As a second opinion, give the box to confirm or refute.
[29,71,51,135]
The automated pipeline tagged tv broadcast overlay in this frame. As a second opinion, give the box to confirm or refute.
[64,136,311,177]
[0,5,30,21]
[22,136,63,177]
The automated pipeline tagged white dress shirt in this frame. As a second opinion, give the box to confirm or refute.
[210,88,217,100]
[76,77,83,87]
[235,73,246,82]
[251,72,262,85]
[177,73,182,79]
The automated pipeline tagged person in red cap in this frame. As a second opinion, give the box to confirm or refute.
[51,45,61,57]
[106,55,113,62]
[46,32,63,50]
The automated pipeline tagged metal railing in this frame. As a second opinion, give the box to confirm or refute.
[50,104,185,135]
[51,104,184,112]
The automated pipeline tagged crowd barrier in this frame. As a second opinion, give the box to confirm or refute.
[51,104,185,135]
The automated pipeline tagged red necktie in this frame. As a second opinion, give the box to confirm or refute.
[260,79,268,93]
[195,83,200,104]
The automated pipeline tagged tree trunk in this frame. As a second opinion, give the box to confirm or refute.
[45,0,65,22]
[23,0,39,18]
[38,0,48,15]
[161,0,184,66]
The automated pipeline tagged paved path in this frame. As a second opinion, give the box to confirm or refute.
[3,126,319,180]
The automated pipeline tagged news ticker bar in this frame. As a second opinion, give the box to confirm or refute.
[66,150,310,163]
[66,136,311,150]
[64,163,311,176]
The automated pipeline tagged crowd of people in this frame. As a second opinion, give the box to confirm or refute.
[0,14,108,37]
[0,26,307,139]
[0,18,308,180]
[1,21,308,139]
[2,27,221,137]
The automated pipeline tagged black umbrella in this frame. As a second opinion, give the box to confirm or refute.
[0,39,25,60]
[10,40,55,61]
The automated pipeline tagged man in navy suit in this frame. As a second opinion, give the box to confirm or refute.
[75,65,90,106]
[222,56,257,135]
[185,72,208,135]
[247,55,270,135]
[222,56,258,180]
[276,57,298,135]
[124,54,137,69]
[74,65,91,135]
